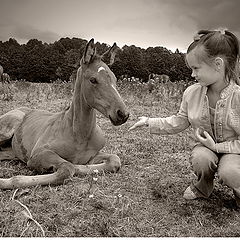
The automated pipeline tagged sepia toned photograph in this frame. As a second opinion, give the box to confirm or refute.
[0,0,240,237]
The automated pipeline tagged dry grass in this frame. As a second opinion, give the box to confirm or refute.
[0,80,240,237]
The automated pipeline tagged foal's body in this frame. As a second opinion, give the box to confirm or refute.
[0,39,129,189]
[13,107,105,166]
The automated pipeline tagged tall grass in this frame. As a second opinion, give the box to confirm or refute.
[0,79,240,237]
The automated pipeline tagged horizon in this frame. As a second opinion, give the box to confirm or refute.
[1,35,183,53]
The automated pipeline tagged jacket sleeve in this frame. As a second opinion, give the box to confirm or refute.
[148,89,190,135]
[216,138,240,154]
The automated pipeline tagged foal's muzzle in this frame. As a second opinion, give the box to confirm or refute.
[109,109,129,126]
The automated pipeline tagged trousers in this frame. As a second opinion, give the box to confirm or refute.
[190,145,240,203]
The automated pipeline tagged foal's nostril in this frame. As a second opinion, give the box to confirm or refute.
[117,110,125,119]
[110,110,129,125]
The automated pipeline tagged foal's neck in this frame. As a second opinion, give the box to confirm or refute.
[67,76,96,140]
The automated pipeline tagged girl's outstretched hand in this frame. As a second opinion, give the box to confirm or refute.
[195,128,216,152]
[129,116,149,131]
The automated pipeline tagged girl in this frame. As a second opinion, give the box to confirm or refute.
[129,29,240,206]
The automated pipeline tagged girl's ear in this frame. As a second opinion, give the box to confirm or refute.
[215,57,224,71]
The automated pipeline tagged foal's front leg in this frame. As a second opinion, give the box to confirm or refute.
[73,152,121,175]
[0,149,77,189]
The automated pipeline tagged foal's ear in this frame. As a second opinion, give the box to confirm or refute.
[82,38,96,64]
[102,42,120,66]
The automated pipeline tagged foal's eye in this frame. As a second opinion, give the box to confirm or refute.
[90,77,98,84]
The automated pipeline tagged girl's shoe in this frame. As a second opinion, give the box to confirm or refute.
[183,186,198,200]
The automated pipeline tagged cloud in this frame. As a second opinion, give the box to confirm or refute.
[0,22,61,44]
[106,2,196,51]
[13,24,61,43]
[158,0,240,32]
[142,0,240,50]
[192,1,239,31]
[0,0,61,43]
[0,0,239,51]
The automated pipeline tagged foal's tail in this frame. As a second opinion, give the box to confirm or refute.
[0,107,31,147]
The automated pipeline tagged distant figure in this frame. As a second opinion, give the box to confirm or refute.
[0,65,3,78]
[2,73,11,84]
[159,74,170,84]
[148,74,155,93]
[0,65,12,100]
[69,70,77,92]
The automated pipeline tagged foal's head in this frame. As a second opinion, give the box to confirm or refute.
[75,39,129,126]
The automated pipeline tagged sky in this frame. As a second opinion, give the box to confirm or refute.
[0,0,239,53]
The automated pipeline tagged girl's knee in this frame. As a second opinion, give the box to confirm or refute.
[190,146,218,173]
[218,154,240,187]
[218,166,232,184]
[218,164,240,189]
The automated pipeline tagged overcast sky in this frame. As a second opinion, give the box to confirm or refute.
[0,0,239,52]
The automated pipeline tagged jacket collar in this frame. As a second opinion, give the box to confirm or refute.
[220,80,236,99]
[203,80,236,99]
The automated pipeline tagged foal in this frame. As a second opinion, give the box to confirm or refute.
[0,39,129,189]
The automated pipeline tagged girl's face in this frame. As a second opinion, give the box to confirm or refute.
[186,48,223,87]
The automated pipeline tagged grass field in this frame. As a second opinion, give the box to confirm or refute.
[0,80,240,237]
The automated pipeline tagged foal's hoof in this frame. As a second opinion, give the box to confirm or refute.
[108,162,121,173]
[105,156,121,173]
[112,164,121,173]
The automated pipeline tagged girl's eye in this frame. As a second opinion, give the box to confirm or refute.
[90,78,98,84]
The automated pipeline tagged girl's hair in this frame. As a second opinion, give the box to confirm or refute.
[187,29,240,84]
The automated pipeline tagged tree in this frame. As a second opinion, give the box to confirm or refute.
[115,45,149,80]
[56,67,63,80]
[0,37,191,83]
[144,46,172,77]
[175,48,180,54]
[0,38,23,80]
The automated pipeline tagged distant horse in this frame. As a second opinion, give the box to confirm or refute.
[0,39,129,189]
[0,65,11,100]
[2,73,11,84]
[148,74,155,93]
[0,65,3,77]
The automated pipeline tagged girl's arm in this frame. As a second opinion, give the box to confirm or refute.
[129,88,190,134]
[148,114,190,135]
[148,89,190,135]
[215,139,240,154]
[196,129,240,154]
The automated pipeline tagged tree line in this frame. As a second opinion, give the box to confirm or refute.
[0,37,192,83]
